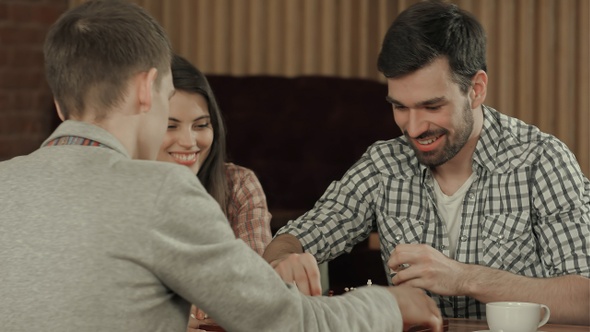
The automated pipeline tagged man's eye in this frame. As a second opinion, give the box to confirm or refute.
[394,105,408,111]
[426,106,442,111]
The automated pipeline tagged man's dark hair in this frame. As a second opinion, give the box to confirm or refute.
[377,0,487,93]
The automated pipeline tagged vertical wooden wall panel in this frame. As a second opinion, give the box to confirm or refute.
[247,0,265,73]
[496,0,517,118]
[556,0,576,148]
[338,0,353,77]
[266,0,283,75]
[283,0,301,76]
[192,1,210,68]
[575,0,589,175]
[67,0,590,176]
[319,0,337,76]
[212,0,229,72]
[536,0,556,132]
[357,0,370,78]
[229,0,246,74]
[474,0,498,110]
[301,0,318,74]
[516,0,535,124]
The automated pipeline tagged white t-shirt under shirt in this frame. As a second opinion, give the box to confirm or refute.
[433,173,477,259]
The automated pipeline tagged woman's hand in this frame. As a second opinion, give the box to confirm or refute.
[186,305,208,332]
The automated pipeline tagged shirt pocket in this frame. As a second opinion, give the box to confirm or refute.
[379,216,425,280]
[480,211,536,272]
[380,216,425,247]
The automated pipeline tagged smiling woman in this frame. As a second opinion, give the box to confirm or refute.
[157,54,272,256]
[158,90,213,175]
[158,54,273,331]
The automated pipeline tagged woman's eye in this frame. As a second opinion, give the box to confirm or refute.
[194,122,210,129]
[167,124,177,129]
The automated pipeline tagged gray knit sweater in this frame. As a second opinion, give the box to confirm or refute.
[0,120,403,332]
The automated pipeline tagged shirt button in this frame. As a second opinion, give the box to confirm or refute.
[439,245,446,250]
[395,234,403,241]
[467,192,475,199]
[460,235,468,242]
[457,314,464,318]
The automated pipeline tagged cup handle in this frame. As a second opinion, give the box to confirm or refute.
[538,304,551,327]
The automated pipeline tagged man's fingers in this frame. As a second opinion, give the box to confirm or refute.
[300,253,322,296]
[391,264,417,285]
[288,254,320,295]
[272,253,322,296]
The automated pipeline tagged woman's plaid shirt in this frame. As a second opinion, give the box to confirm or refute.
[225,163,272,256]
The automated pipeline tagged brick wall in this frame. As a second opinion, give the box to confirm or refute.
[0,0,67,161]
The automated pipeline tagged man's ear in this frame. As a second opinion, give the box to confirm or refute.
[137,68,159,114]
[470,70,488,109]
[54,99,65,121]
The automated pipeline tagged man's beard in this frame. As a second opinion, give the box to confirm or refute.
[407,101,474,168]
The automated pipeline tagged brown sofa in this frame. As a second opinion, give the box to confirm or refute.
[207,75,403,291]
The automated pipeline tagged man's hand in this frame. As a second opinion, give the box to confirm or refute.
[262,234,322,296]
[270,253,323,296]
[387,243,469,296]
[388,285,443,332]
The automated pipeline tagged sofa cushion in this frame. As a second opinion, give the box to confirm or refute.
[207,75,403,231]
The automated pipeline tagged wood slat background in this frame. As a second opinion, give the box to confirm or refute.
[70,0,590,176]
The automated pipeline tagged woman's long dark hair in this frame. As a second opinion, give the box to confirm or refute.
[171,54,228,215]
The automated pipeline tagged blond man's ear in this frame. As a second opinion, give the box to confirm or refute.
[55,99,65,121]
[136,67,158,114]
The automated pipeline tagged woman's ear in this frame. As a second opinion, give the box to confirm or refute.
[137,68,158,114]
[470,70,488,109]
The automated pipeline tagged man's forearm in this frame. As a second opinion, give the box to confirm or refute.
[464,265,590,325]
[262,233,304,264]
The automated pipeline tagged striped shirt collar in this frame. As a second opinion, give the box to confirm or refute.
[42,120,130,158]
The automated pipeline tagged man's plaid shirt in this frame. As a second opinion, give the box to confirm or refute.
[277,106,590,319]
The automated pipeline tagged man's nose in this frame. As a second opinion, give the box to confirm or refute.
[405,109,428,138]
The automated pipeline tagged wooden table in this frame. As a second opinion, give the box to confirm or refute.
[446,318,590,332]
[201,318,589,332]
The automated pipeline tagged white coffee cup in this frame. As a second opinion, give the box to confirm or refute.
[486,302,550,332]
